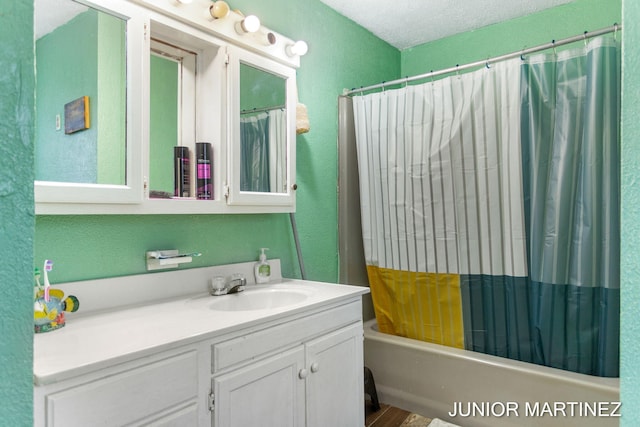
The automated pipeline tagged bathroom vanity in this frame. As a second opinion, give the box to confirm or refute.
[33,261,368,426]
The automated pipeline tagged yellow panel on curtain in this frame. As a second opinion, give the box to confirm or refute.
[367,265,464,348]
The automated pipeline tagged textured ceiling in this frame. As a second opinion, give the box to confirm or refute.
[35,0,87,39]
[318,0,573,49]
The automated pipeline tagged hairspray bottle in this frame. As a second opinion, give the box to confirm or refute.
[196,142,213,200]
[174,146,190,197]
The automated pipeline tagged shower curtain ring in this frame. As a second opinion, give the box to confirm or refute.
[381,81,386,92]
[583,31,588,47]
[485,61,491,69]
[614,23,618,41]
[552,39,557,55]
[456,64,460,79]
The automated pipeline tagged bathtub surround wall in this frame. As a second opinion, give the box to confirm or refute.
[0,1,35,425]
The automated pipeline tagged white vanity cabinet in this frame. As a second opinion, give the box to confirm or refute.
[34,347,202,426]
[34,293,366,427]
[33,267,369,427]
[211,301,364,427]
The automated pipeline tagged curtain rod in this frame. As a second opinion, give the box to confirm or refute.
[240,105,285,115]
[345,23,621,96]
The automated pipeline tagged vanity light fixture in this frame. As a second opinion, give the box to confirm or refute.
[209,1,230,19]
[256,30,277,46]
[286,40,308,57]
[235,14,261,34]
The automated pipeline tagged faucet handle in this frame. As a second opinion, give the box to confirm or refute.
[210,276,227,296]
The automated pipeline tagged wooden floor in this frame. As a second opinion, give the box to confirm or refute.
[365,402,432,427]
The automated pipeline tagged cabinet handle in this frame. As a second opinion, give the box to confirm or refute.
[298,368,308,379]
[310,362,319,373]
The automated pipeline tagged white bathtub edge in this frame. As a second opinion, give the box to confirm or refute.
[363,318,620,427]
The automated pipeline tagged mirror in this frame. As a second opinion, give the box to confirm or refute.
[239,63,287,194]
[148,39,197,198]
[34,0,126,185]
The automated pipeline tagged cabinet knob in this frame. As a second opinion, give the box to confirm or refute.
[291,183,298,191]
[298,368,308,379]
[310,362,319,373]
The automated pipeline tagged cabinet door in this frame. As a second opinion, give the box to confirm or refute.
[41,350,199,427]
[305,323,364,427]
[213,347,305,427]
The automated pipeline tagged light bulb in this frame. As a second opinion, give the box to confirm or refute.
[209,1,229,19]
[236,15,261,34]
[286,40,308,57]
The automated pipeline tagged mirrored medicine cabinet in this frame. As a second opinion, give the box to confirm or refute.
[227,47,296,207]
[34,0,299,214]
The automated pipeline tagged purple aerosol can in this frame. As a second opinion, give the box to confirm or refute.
[196,142,213,200]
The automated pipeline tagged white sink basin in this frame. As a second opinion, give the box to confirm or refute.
[202,286,314,311]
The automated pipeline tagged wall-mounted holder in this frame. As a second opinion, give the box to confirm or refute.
[146,250,201,271]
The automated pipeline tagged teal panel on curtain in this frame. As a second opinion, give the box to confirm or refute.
[461,275,533,361]
[529,282,620,377]
[521,37,620,290]
[521,36,620,377]
[462,276,620,377]
[462,36,620,377]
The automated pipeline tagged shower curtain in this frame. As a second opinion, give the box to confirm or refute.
[353,36,620,377]
[240,108,286,192]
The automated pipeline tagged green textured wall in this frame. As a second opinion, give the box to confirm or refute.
[97,11,126,185]
[150,55,179,194]
[35,10,99,183]
[35,10,126,185]
[621,0,640,421]
[0,0,34,425]
[401,0,620,77]
[34,0,399,284]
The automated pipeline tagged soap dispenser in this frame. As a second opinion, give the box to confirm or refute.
[254,248,271,284]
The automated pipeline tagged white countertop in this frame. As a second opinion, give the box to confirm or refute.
[33,271,369,386]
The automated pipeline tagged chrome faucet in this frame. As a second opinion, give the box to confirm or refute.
[226,275,246,294]
[210,274,246,296]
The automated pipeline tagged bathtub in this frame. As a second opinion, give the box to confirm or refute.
[363,319,620,427]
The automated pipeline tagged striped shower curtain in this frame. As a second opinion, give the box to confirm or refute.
[240,108,286,192]
[352,36,620,377]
